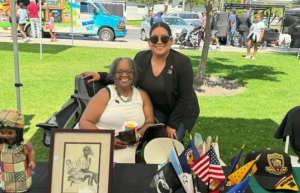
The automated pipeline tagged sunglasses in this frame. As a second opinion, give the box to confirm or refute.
[116,69,134,75]
[149,35,172,44]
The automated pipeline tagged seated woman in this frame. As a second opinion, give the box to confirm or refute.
[79,57,154,163]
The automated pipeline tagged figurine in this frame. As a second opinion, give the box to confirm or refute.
[0,110,36,193]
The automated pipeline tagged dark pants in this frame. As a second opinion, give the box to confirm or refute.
[198,30,205,46]
[239,30,249,47]
[154,108,186,143]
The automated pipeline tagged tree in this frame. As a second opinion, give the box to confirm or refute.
[185,0,204,12]
[127,0,171,13]
[194,0,213,86]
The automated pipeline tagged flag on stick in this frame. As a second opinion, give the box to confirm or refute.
[226,176,250,193]
[190,146,226,186]
[179,140,200,173]
[230,143,246,174]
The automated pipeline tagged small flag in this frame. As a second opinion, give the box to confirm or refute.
[115,99,119,104]
[207,146,226,182]
[228,160,256,186]
[178,173,194,193]
[190,153,210,185]
[159,147,183,175]
[140,163,185,193]
[179,140,200,173]
[230,143,246,174]
[226,176,250,193]
[190,146,226,185]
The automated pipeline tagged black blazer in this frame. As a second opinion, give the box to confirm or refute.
[99,49,200,132]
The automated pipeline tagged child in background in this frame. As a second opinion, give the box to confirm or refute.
[48,12,57,42]
[0,110,36,193]
[17,3,30,43]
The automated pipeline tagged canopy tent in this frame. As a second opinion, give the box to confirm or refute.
[223,3,286,32]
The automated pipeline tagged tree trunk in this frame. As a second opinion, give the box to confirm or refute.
[194,0,213,86]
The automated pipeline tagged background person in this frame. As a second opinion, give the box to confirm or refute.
[80,57,154,162]
[82,22,200,143]
[5,3,19,40]
[226,8,236,46]
[48,12,56,42]
[27,0,40,38]
[209,11,220,50]
[149,0,168,26]
[17,3,30,43]
[237,9,251,47]
[245,14,265,59]
[198,12,206,47]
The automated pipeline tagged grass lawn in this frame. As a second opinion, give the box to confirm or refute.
[0,42,299,165]
[126,20,143,27]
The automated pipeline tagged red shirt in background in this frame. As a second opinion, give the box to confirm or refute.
[27,2,39,18]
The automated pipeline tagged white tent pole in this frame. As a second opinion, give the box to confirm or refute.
[10,0,22,113]
[71,0,73,47]
[182,0,185,12]
[39,0,42,59]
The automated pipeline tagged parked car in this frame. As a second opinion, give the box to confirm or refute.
[140,16,195,41]
[168,12,202,27]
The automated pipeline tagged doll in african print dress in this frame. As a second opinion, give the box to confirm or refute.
[0,110,36,193]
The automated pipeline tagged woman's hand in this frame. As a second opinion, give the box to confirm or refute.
[81,71,100,83]
[28,161,36,170]
[114,138,127,149]
[166,126,178,140]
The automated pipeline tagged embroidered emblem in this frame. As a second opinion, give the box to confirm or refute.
[265,153,287,175]
[115,99,119,104]
[170,65,173,69]
[167,69,173,74]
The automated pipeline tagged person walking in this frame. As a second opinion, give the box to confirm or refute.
[198,12,206,47]
[237,9,251,47]
[5,3,19,40]
[226,9,236,46]
[209,11,220,50]
[27,0,40,38]
[48,12,57,42]
[148,1,168,26]
[17,3,30,43]
[245,15,265,59]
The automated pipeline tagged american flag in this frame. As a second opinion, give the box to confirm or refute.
[190,146,225,185]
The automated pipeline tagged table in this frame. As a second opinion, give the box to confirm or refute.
[0,162,253,193]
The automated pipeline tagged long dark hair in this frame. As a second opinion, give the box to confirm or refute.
[0,127,24,146]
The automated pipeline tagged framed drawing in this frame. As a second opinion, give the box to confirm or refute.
[48,129,114,193]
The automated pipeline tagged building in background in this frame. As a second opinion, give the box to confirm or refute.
[98,0,205,20]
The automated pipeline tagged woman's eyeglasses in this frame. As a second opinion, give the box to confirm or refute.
[116,69,134,75]
[149,35,171,44]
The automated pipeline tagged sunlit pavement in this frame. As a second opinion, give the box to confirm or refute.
[0,26,298,54]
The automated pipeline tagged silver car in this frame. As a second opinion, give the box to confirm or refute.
[140,16,195,41]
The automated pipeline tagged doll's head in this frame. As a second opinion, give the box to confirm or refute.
[0,110,24,146]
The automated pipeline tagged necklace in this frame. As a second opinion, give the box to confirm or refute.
[116,87,133,103]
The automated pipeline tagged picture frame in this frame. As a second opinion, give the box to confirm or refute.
[48,129,114,193]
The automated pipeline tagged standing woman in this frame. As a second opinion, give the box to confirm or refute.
[82,22,200,143]
[245,14,265,59]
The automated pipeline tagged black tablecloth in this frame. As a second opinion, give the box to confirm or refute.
[0,162,253,193]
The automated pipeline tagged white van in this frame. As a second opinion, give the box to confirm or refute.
[168,12,202,27]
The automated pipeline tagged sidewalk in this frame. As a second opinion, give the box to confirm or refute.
[0,33,298,54]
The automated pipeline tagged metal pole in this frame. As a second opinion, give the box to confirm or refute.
[71,0,73,47]
[182,0,185,12]
[10,0,22,113]
[220,0,224,12]
[39,0,42,59]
